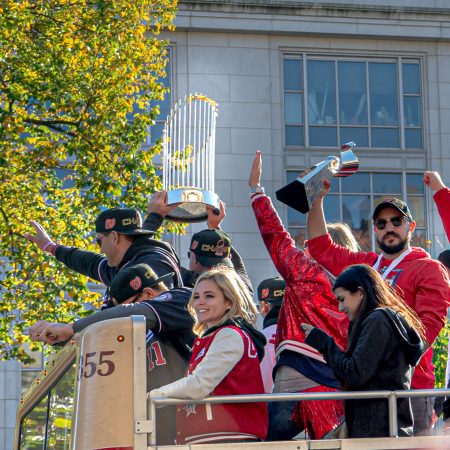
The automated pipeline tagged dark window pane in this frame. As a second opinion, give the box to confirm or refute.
[342,194,371,229]
[407,195,425,227]
[340,127,368,148]
[285,125,303,146]
[342,194,371,251]
[338,61,367,125]
[307,60,336,125]
[309,126,337,147]
[402,63,421,95]
[406,173,424,195]
[373,173,401,194]
[405,129,423,149]
[341,172,370,193]
[411,228,427,250]
[403,96,422,127]
[288,207,306,227]
[323,194,340,223]
[284,59,303,91]
[285,93,303,124]
[369,62,399,126]
[371,128,400,148]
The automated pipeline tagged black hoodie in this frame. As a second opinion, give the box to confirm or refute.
[306,307,423,438]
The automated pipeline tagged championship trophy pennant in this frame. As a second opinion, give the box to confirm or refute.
[276,142,359,214]
[162,94,220,222]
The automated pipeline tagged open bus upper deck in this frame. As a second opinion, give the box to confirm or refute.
[14,316,450,450]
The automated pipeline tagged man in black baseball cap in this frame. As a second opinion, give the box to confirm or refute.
[29,262,194,445]
[257,277,285,393]
[24,206,183,305]
[188,229,233,270]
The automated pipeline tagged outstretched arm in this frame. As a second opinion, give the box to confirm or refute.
[306,181,330,240]
[143,190,179,232]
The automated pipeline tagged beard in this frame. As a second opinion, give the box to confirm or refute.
[377,232,410,255]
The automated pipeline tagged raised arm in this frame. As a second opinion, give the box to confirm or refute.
[306,181,330,240]
[143,190,179,232]
[424,171,450,241]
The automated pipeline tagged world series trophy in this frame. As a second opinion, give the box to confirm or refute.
[276,142,359,214]
[162,94,220,223]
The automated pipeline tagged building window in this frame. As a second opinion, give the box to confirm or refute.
[148,48,172,145]
[283,55,423,149]
[286,171,427,252]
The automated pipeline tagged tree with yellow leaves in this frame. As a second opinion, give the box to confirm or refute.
[0,0,179,360]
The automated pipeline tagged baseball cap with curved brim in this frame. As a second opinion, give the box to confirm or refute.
[372,198,414,222]
[190,229,233,268]
[109,263,174,304]
[95,207,154,236]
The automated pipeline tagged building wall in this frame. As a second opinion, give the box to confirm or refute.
[170,0,450,289]
[0,361,20,449]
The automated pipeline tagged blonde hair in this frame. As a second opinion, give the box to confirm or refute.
[327,222,360,252]
[188,267,258,336]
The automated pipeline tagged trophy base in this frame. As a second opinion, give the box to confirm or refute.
[166,188,220,223]
[276,180,310,214]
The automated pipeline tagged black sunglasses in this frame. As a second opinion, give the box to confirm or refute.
[96,233,110,246]
[373,216,405,230]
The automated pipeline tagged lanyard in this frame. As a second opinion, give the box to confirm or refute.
[373,248,412,280]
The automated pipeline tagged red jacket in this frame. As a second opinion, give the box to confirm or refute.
[308,233,450,389]
[176,326,267,444]
[434,187,450,241]
[251,195,348,361]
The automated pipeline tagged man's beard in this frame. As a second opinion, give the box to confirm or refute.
[377,232,410,255]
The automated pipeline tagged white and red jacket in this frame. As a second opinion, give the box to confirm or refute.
[308,233,450,389]
[151,324,268,444]
[434,187,450,241]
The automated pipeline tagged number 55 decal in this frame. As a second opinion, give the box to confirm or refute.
[78,351,115,380]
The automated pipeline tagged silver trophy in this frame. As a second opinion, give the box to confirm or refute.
[162,94,220,223]
[276,142,359,214]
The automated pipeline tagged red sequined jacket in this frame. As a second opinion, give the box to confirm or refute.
[251,194,348,361]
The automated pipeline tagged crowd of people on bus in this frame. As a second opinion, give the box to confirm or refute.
[26,155,450,444]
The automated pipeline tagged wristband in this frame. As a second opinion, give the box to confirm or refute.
[249,185,265,194]
[42,241,55,253]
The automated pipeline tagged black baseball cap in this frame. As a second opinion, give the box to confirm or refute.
[109,263,174,304]
[95,207,154,236]
[190,229,233,268]
[257,277,286,306]
[372,198,414,222]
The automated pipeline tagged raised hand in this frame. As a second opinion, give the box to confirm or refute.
[147,190,179,218]
[248,150,262,189]
[23,221,54,252]
[423,171,446,192]
[207,200,226,230]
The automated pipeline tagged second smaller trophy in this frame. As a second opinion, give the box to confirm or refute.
[276,142,359,214]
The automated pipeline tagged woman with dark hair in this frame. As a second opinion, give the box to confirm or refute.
[302,264,425,438]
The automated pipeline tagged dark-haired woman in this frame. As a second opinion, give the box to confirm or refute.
[301,264,425,438]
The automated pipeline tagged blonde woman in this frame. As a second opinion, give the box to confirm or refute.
[149,267,268,444]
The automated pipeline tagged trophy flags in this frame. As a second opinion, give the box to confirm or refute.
[162,94,220,223]
[275,142,359,214]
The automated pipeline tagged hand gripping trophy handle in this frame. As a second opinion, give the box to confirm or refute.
[275,142,359,214]
[162,94,220,223]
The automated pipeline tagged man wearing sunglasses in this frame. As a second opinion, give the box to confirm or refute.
[24,207,183,306]
[29,262,195,445]
[306,182,450,436]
